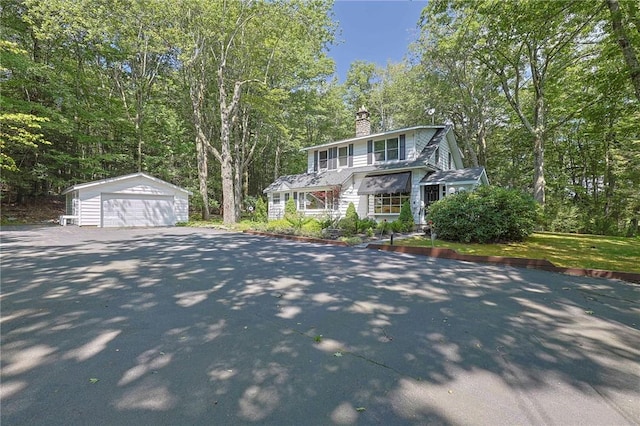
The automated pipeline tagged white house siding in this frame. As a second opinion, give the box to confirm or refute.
[351,140,369,168]
[414,129,437,159]
[174,196,189,222]
[338,176,361,218]
[78,189,102,226]
[411,170,428,225]
[64,174,190,227]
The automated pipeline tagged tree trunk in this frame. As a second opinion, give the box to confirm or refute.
[533,132,546,205]
[196,131,210,220]
[607,0,640,102]
[219,111,235,225]
[190,61,210,220]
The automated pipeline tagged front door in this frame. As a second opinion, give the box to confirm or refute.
[424,185,439,208]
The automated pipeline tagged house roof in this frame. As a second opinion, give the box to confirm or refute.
[300,125,447,152]
[263,125,457,193]
[420,167,489,185]
[62,172,192,195]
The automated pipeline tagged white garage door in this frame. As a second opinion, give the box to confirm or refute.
[102,193,176,227]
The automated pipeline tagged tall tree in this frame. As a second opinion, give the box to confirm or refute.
[605,0,640,102]
[422,0,603,206]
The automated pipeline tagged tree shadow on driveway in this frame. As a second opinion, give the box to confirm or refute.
[1,227,639,425]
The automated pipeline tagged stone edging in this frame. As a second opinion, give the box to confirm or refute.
[367,244,640,284]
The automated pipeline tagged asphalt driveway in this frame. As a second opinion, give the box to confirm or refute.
[1,226,639,425]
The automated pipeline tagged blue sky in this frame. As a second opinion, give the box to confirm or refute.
[329,1,428,82]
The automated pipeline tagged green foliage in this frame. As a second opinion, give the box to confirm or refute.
[545,202,580,234]
[346,202,358,221]
[284,198,298,217]
[358,217,377,231]
[340,236,363,246]
[377,220,391,235]
[254,197,267,223]
[397,200,414,232]
[427,186,538,243]
[339,202,359,236]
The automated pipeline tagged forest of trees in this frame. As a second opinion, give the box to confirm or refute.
[1,0,638,234]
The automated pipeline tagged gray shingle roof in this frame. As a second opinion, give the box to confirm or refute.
[420,167,487,184]
[263,124,460,193]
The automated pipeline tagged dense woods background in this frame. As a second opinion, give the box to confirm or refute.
[1,0,638,234]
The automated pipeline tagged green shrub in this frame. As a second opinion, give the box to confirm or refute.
[389,220,405,233]
[427,186,538,243]
[398,200,414,232]
[266,218,295,234]
[377,220,390,235]
[546,203,579,233]
[254,197,268,223]
[284,198,297,217]
[359,217,377,231]
[339,202,359,236]
[319,215,340,230]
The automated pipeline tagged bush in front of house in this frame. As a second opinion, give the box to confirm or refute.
[254,197,268,223]
[358,217,377,232]
[397,200,415,232]
[284,198,297,218]
[427,186,538,243]
[338,202,359,236]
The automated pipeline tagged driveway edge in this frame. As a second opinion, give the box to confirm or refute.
[367,243,640,284]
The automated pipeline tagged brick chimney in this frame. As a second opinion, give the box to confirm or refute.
[355,106,371,137]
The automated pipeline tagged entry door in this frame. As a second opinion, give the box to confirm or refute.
[424,185,439,208]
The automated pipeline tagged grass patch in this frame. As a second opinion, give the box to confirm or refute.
[394,232,640,273]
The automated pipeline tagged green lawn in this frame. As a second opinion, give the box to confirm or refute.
[394,232,640,273]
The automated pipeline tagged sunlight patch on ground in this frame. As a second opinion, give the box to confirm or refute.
[64,329,120,362]
[115,377,177,411]
[374,283,450,302]
[118,348,173,386]
[347,300,409,315]
[2,344,57,376]
[0,380,27,401]
[330,402,360,424]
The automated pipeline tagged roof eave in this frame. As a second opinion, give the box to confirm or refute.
[300,125,445,152]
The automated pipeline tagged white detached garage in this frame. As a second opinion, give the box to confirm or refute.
[61,172,191,227]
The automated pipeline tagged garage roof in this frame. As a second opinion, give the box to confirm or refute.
[62,172,192,195]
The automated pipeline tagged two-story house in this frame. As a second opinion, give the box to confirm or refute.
[264,107,488,225]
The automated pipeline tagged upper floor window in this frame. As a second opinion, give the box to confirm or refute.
[448,152,452,169]
[319,150,328,170]
[314,144,353,171]
[368,134,406,164]
[338,146,348,167]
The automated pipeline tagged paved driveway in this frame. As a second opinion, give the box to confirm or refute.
[1,227,639,425]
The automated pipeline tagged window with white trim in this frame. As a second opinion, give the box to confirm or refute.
[368,135,405,165]
[338,146,348,167]
[319,150,328,170]
[298,190,338,210]
[272,193,281,204]
[373,192,410,214]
